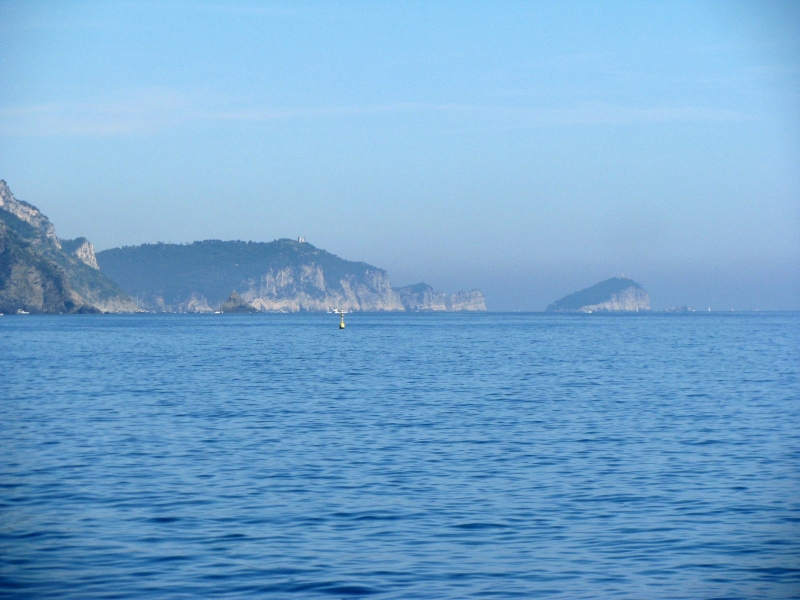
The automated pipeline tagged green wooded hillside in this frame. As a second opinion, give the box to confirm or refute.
[96,239,385,309]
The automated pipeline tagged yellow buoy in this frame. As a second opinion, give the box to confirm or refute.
[338,310,346,329]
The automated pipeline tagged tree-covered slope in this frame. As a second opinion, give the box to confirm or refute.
[0,180,135,313]
[96,239,403,312]
[0,218,79,313]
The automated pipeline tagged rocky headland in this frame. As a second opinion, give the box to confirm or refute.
[97,239,487,313]
[0,180,136,314]
[546,277,650,313]
[1,179,485,314]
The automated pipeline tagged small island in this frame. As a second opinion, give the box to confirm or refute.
[546,277,650,313]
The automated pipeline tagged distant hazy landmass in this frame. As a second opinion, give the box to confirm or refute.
[394,282,486,312]
[96,239,486,313]
[0,180,136,314]
[546,277,650,313]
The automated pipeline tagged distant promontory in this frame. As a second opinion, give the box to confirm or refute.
[546,277,650,313]
[96,239,486,313]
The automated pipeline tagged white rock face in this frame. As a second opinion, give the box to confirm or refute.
[0,180,139,313]
[447,290,487,311]
[578,287,650,313]
[397,286,449,311]
[72,239,99,270]
[94,238,487,313]
[396,284,487,311]
[179,293,213,313]
[0,179,61,248]
[240,265,405,312]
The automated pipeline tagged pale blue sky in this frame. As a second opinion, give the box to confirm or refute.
[1,1,798,309]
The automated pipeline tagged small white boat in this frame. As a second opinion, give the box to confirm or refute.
[17,309,29,315]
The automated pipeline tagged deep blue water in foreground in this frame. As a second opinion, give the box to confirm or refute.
[1,313,799,599]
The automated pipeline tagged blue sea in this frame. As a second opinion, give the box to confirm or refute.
[1,313,799,599]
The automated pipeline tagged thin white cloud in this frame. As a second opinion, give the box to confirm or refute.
[0,89,752,137]
[0,89,193,136]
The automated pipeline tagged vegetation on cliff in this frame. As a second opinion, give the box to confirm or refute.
[96,239,397,312]
[97,239,485,312]
[0,180,486,314]
[0,219,79,313]
[0,181,134,313]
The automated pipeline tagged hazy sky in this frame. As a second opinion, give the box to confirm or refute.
[1,1,798,310]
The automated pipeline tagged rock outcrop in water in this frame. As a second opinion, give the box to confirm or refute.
[97,239,486,313]
[0,180,136,314]
[546,277,650,313]
[220,291,258,313]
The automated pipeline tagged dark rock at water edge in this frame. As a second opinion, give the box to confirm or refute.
[220,291,258,313]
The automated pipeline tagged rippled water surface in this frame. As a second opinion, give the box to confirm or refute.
[1,313,799,598]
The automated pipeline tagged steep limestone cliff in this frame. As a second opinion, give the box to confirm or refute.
[446,289,487,311]
[0,180,60,248]
[61,237,100,270]
[395,283,449,311]
[240,262,403,312]
[0,180,136,313]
